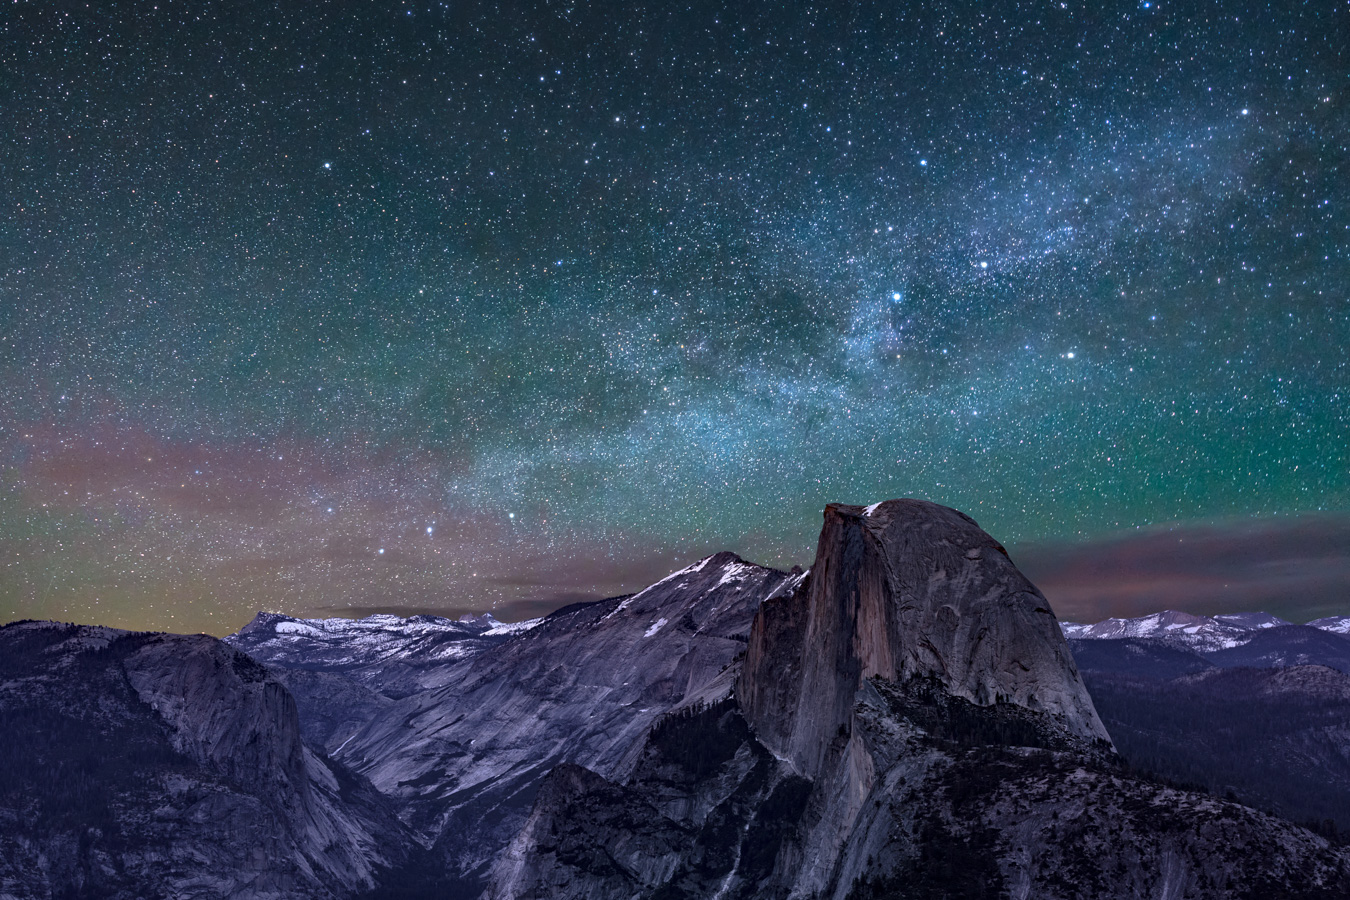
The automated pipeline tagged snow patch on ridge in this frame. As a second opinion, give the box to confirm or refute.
[1059,609,1343,652]
[687,555,718,574]
[644,618,668,638]
[714,562,754,589]
[484,617,543,637]
[1308,615,1350,635]
[604,555,730,619]
[275,620,327,638]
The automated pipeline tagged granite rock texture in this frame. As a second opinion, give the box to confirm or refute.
[242,552,790,896]
[0,621,410,900]
[484,500,1350,900]
[739,500,1109,778]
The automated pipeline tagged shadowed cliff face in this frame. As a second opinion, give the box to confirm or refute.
[0,621,411,900]
[738,499,1110,777]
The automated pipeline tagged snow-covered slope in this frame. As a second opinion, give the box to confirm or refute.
[1309,615,1350,636]
[1213,611,1294,630]
[1063,609,1350,673]
[1062,609,1350,643]
[226,610,537,698]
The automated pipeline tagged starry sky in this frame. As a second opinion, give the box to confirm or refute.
[2,0,1347,634]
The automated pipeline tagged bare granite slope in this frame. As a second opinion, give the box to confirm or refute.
[740,499,1109,779]
[329,552,789,895]
[485,500,1350,900]
[0,620,411,900]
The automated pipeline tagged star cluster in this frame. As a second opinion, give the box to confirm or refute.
[2,1,1346,632]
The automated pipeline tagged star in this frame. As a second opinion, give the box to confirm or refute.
[1,0,1341,633]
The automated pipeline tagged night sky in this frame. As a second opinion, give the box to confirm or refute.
[3,1,1347,635]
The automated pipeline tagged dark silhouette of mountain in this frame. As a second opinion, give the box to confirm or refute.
[1063,613,1350,836]
[1080,664,1350,834]
[0,621,411,900]
[1205,624,1350,671]
[1068,637,1215,679]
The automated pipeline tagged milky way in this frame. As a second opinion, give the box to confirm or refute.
[2,1,1346,633]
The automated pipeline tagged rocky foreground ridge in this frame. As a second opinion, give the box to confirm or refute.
[2,499,1349,899]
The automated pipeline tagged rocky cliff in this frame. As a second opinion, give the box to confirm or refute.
[739,500,1109,778]
[0,621,410,900]
[485,500,1350,900]
[249,552,791,897]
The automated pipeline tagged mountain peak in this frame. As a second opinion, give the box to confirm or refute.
[738,498,1109,775]
[1213,611,1292,630]
[456,612,503,629]
[1062,609,1305,651]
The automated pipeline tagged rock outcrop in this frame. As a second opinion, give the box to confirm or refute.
[739,500,1109,778]
[484,500,1350,900]
[0,621,410,900]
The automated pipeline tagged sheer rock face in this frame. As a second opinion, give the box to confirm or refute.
[738,499,1109,776]
[482,502,1350,900]
[121,633,310,796]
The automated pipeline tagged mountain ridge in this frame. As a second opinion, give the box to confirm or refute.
[4,501,1349,899]
[0,620,411,900]
[485,499,1350,899]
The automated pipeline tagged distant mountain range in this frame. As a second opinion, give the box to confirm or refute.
[1060,607,1350,836]
[2,501,1348,899]
[1063,608,1350,651]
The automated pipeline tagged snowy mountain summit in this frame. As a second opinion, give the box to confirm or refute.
[1060,609,1261,650]
[1063,609,1348,650]
[1062,609,1350,673]
[1308,615,1350,636]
